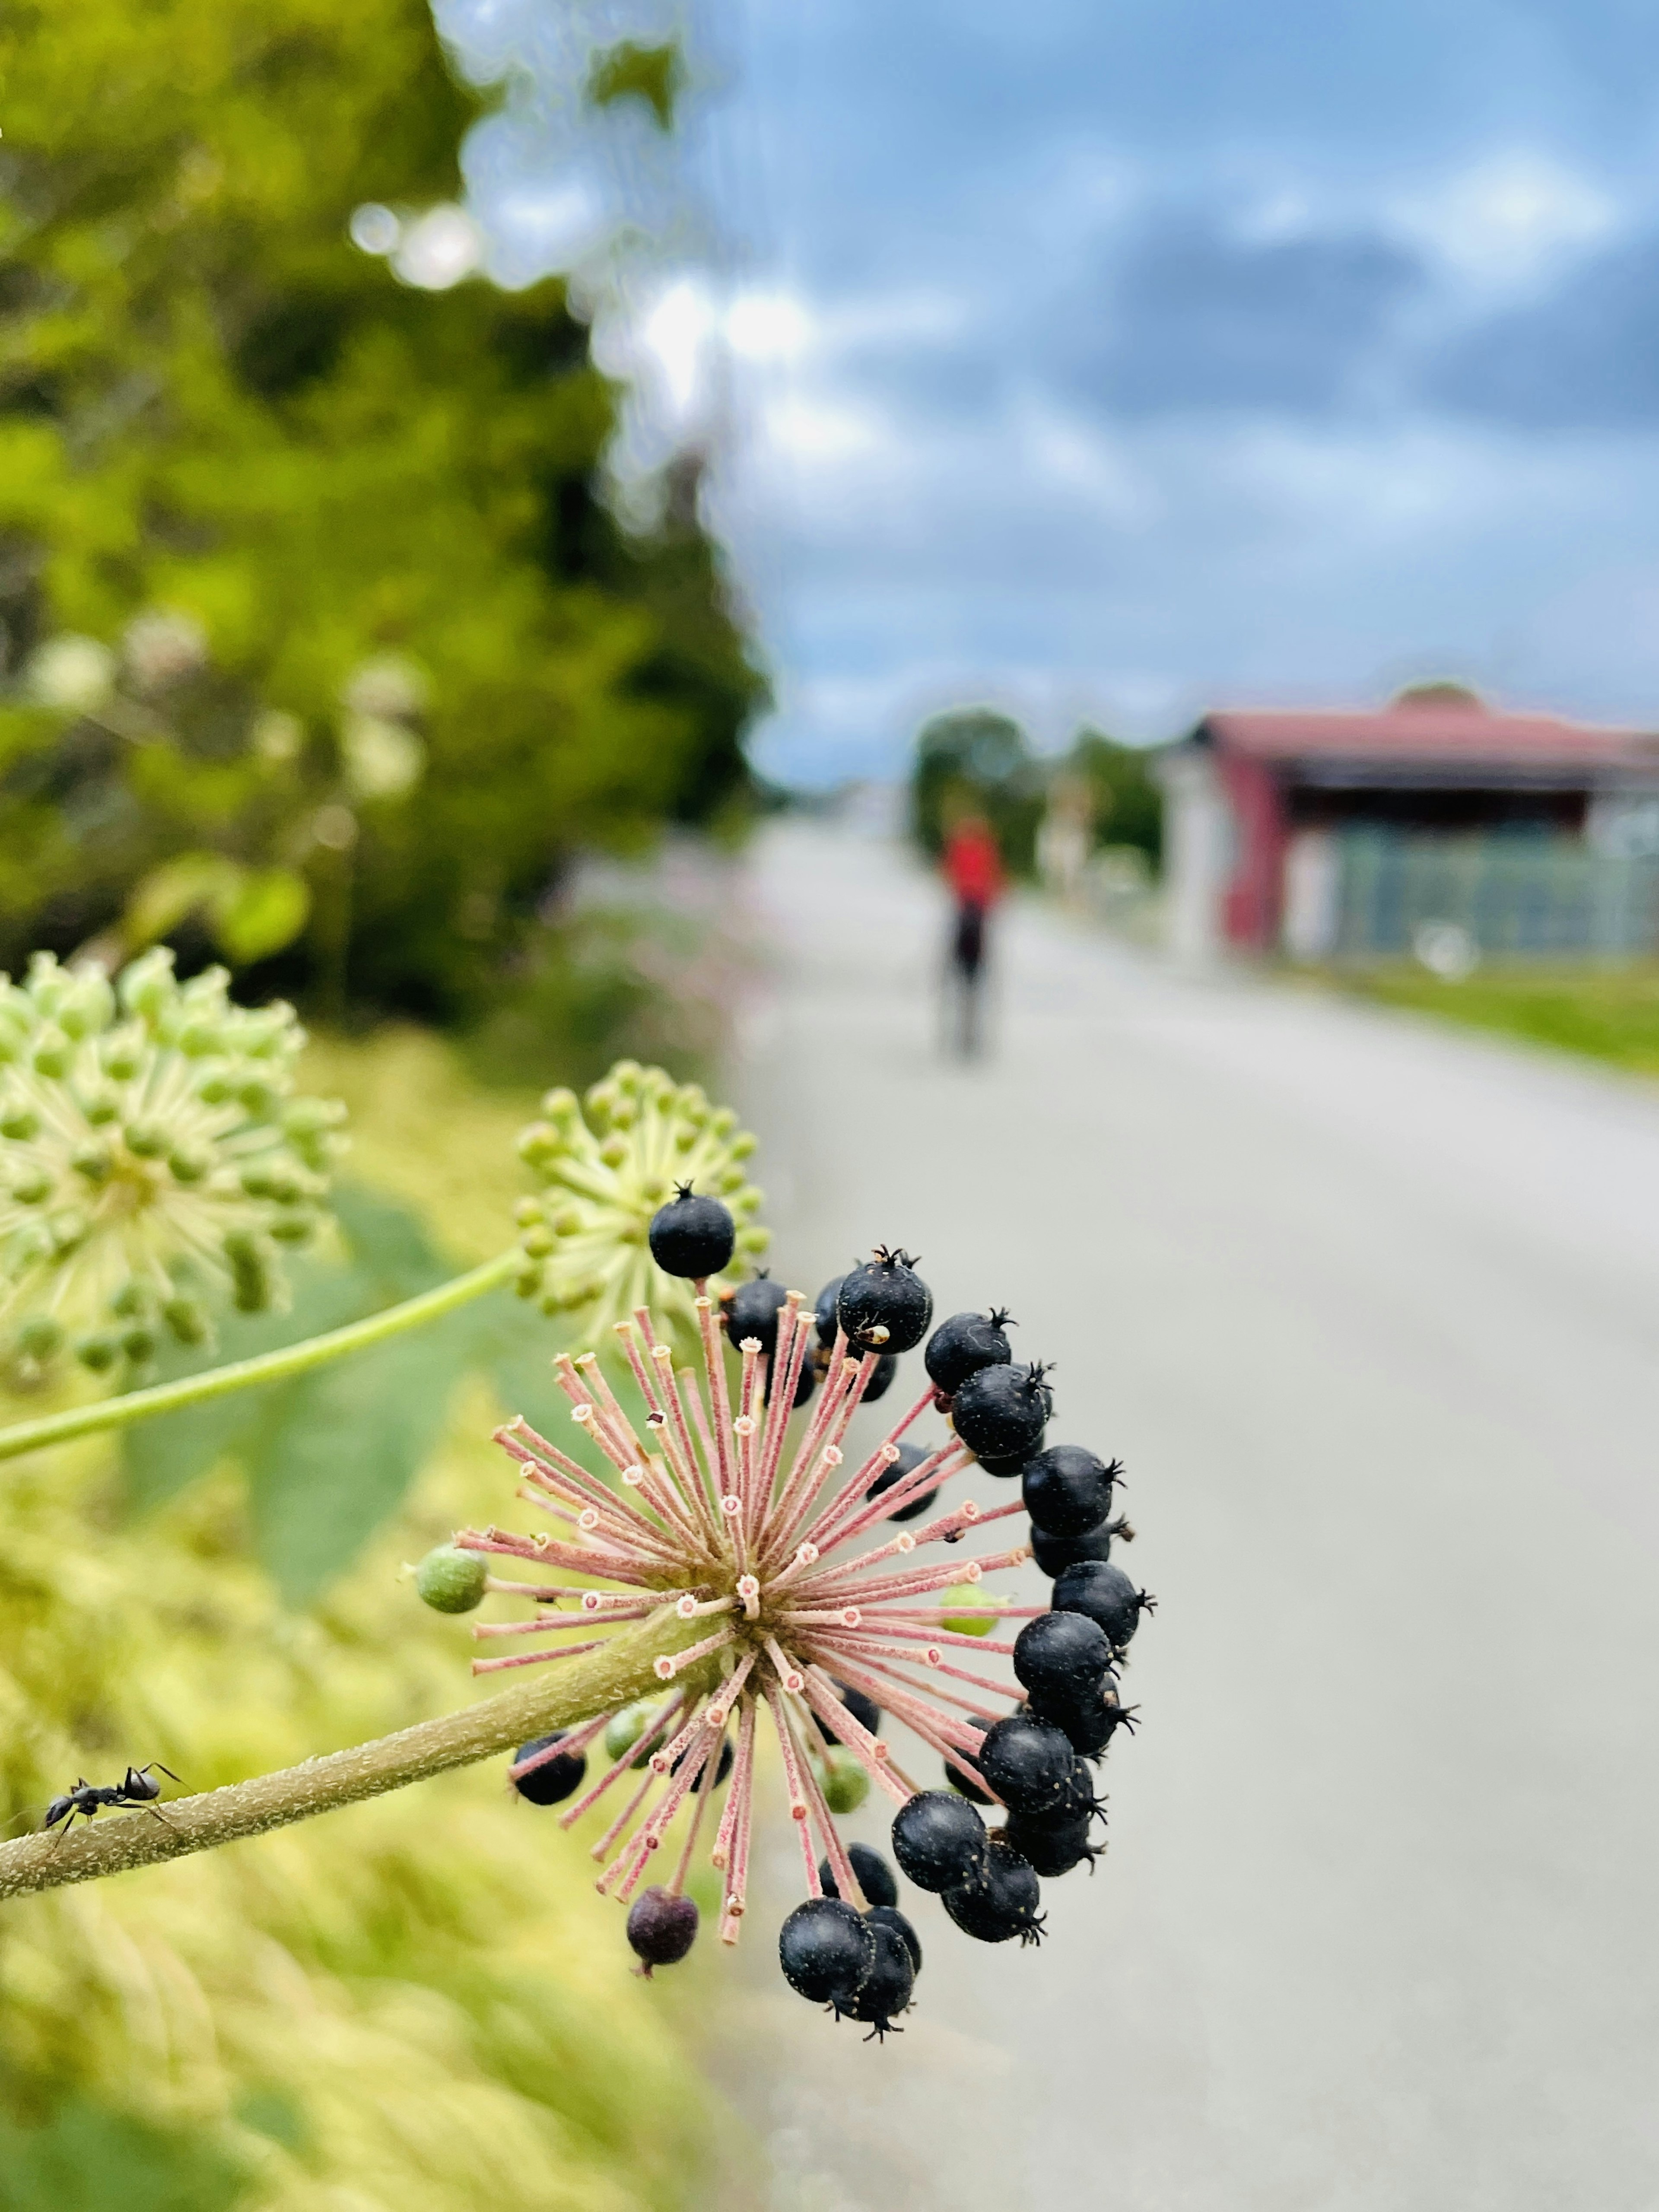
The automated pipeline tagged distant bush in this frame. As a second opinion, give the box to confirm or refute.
[1067,729,1164,870]
[909,709,1047,877]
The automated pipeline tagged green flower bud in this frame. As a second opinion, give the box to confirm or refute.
[413,1543,489,1614]
[550,1206,583,1237]
[513,1196,545,1227]
[598,1134,629,1168]
[266,1209,316,1245]
[162,1295,210,1346]
[123,1121,166,1158]
[519,1227,553,1259]
[30,1030,72,1079]
[119,946,177,1021]
[10,1167,51,1206]
[0,1104,40,1141]
[16,1314,64,1360]
[736,1226,771,1257]
[121,1323,158,1364]
[71,1144,113,1186]
[517,1122,559,1166]
[168,1146,210,1184]
[80,1088,120,1126]
[109,1279,154,1319]
[74,1331,120,1373]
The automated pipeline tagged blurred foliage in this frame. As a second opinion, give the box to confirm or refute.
[1066,728,1164,870]
[909,709,1046,878]
[586,40,686,131]
[0,1027,732,2212]
[0,0,766,1020]
[1330,960,1659,1075]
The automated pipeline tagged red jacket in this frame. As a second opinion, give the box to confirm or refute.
[942,823,1004,908]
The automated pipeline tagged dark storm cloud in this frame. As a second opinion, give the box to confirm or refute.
[1427,233,1659,428]
[1067,218,1425,416]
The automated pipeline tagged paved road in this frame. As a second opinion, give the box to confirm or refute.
[709,820,1659,2212]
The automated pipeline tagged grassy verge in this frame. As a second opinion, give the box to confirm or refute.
[0,1024,740,2212]
[1325,963,1659,1078]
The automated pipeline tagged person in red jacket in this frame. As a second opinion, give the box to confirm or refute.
[940,808,1004,1057]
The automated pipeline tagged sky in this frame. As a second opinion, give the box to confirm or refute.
[437,0,1659,785]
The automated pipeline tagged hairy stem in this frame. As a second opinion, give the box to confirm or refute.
[0,1247,521,1468]
[0,1608,721,1904]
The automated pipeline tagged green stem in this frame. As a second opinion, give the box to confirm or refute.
[0,1608,723,1904]
[0,1247,521,1467]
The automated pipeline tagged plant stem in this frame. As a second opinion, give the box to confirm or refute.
[0,1607,721,1904]
[0,1247,521,1468]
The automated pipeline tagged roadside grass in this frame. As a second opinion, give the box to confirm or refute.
[1321,963,1659,1077]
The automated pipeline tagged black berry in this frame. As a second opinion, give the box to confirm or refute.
[868,1440,935,1523]
[779,1897,877,2006]
[944,1715,994,1805]
[626,1885,700,1974]
[818,1842,899,1909]
[942,1836,1046,1946]
[670,1736,735,1786]
[862,1351,899,1404]
[976,1446,1036,1480]
[511,1732,588,1805]
[841,1918,915,2039]
[1022,1446,1118,1538]
[721,1274,788,1361]
[891,1789,990,1892]
[1031,1518,1118,1576]
[648,1184,735,1279]
[1052,1560,1156,1653]
[950,1361,1051,1463]
[1002,1810,1101,1878]
[1013,1610,1113,1707]
[976,1713,1075,1815]
[766,1351,817,1410]
[836,1247,934,1355]
[814,1680,880,1745]
[924,1308,1014,1395]
[813,1275,845,1348]
[865,1903,922,1973]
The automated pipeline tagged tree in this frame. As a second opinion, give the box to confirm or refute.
[0,0,766,1017]
[909,708,1046,877]
[1067,728,1164,869]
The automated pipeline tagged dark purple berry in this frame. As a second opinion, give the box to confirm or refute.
[892,1789,990,1892]
[1013,1610,1112,1706]
[942,1836,1046,1946]
[511,1732,588,1805]
[1002,1811,1101,1878]
[976,1446,1035,1480]
[1027,1680,1136,1758]
[1022,1446,1119,1538]
[814,1680,880,1746]
[924,1308,1014,1395]
[862,1351,899,1404]
[818,1842,899,1909]
[868,1441,935,1523]
[1052,1560,1156,1653]
[1031,1518,1118,1576]
[865,1903,922,1973]
[648,1184,735,1279]
[944,1715,994,1805]
[976,1713,1075,1815]
[626,1885,700,1974]
[950,1361,1051,1463]
[765,1351,817,1410]
[836,1247,933,1355]
[841,1918,915,2039]
[670,1735,734,1786]
[721,1273,788,1361]
[779,1896,877,2006]
[813,1275,845,1348]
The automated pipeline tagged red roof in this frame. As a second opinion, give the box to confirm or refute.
[1201,702,1658,772]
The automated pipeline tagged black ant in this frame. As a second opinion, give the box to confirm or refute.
[42,1764,182,1841]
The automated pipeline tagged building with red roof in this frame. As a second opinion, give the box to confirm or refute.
[1160,691,1659,962]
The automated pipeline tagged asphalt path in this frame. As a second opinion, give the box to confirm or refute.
[708,820,1659,2212]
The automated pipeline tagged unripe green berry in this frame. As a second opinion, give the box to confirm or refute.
[80,1088,120,1125]
[102,1038,144,1082]
[550,1207,582,1237]
[514,1197,545,1227]
[11,1167,52,1206]
[940,1585,1004,1637]
[123,1121,166,1158]
[517,1122,559,1166]
[267,1210,315,1244]
[0,1104,40,1141]
[109,1280,153,1319]
[736,1226,771,1256]
[605,1702,652,1761]
[121,1324,158,1363]
[75,1331,120,1373]
[820,1745,871,1815]
[71,1145,113,1185]
[598,1135,628,1168]
[414,1543,488,1613]
[519,1227,553,1259]
[168,1146,210,1184]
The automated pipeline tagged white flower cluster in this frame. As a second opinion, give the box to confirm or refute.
[513,1061,768,1350]
[0,949,346,1387]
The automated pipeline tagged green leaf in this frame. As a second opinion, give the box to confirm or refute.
[245,1314,474,1608]
[213,864,311,964]
[585,38,684,129]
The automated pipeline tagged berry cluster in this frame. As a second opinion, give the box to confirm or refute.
[512,1064,770,1353]
[0,948,345,1386]
[422,1216,1152,2043]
